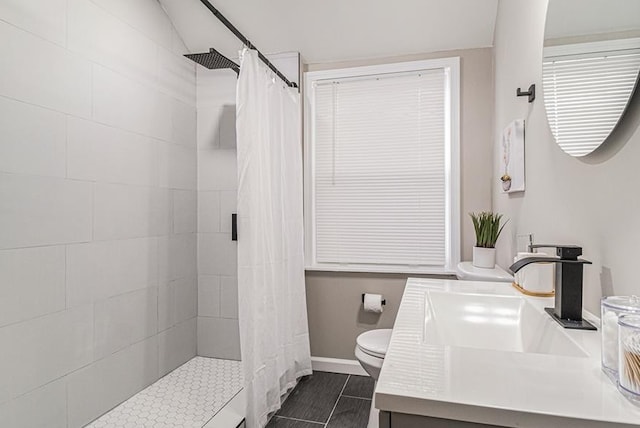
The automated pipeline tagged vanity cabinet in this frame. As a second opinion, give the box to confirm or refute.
[380,411,506,428]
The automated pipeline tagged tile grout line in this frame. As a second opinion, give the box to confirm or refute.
[340,394,372,401]
[65,377,70,428]
[273,415,325,426]
[324,374,350,427]
[0,92,194,145]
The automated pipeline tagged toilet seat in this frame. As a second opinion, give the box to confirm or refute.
[356,329,392,359]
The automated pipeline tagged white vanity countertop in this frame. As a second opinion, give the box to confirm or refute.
[375,278,640,428]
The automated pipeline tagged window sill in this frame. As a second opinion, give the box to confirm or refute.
[304,264,457,276]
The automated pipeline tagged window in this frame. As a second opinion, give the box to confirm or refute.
[304,58,460,274]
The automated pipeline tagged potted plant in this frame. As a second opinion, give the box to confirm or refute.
[469,212,508,269]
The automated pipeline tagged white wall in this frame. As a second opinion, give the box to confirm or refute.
[493,0,640,314]
[0,1,197,426]
[545,0,640,40]
[196,68,241,360]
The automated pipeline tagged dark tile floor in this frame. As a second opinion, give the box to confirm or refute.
[266,372,375,428]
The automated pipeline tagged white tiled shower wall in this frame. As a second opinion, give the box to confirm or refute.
[196,69,241,360]
[0,1,197,426]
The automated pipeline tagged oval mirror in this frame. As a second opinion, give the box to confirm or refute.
[543,0,640,157]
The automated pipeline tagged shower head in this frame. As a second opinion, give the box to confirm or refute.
[184,48,239,74]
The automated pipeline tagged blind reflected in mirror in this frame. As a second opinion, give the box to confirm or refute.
[543,0,640,157]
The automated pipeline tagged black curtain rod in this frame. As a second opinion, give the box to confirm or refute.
[198,0,298,89]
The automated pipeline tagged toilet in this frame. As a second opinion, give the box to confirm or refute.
[354,328,392,380]
[355,328,392,428]
[455,261,514,282]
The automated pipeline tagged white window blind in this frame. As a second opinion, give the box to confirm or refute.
[305,59,460,273]
[543,45,640,157]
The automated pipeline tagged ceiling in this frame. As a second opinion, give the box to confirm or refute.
[159,0,499,64]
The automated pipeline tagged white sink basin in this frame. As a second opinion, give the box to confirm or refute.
[424,291,588,357]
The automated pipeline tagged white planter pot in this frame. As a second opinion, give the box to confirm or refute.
[473,247,496,269]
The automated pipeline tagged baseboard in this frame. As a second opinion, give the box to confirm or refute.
[311,356,368,376]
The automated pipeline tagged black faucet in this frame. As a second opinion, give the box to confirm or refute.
[509,245,596,331]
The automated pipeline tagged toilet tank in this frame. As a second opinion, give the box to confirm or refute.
[455,261,513,282]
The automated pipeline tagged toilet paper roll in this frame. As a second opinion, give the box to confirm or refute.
[514,252,555,294]
[363,293,384,314]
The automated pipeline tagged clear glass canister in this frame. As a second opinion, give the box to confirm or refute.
[618,314,640,403]
[601,296,640,380]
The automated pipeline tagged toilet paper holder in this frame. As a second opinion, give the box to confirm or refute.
[361,294,386,305]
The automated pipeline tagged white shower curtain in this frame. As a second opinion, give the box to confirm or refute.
[235,48,312,428]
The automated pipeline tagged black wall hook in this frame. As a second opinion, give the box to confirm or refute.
[517,84,536,103]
